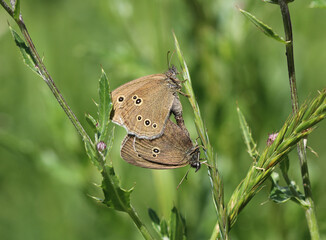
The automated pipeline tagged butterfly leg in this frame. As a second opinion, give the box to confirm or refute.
[176,89,190,98]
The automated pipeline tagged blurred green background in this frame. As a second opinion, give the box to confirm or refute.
[0,0,325,239]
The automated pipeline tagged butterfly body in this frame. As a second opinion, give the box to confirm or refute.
[111,67,184,139]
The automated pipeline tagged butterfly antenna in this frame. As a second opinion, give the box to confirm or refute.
[167,50,176,69]
[176,168,190,190]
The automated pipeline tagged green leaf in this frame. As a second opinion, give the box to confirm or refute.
[98,68,112,142]
[84,138,102,170]
[269,172,304,204]
[85,113,98,134]
[105,125,115,154]
[148,208,160,225]
[148,208,162,236]
[13,0,21,21]
[169,207,186,240]
[9,25,40,75]
[101,165,133,212]
[239,8,289,44]
[160,219,169,237]
[310,0,326,8]
[269,173,292,203]
[237,107,259,160]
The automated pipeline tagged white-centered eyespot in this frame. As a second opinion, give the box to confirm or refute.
[117,95,125,103]
[144,119,151,126]
[152,147,160,154]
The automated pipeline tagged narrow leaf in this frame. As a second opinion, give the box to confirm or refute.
[148,208,162,236]
[106,125,115,154]
[9,25,40,75]
[237,107,259,160]
[85,113,98,134]
[160,219,169,237]
[84,138,102,170]
[13,0,20,20]
[239,8,289,44]
[169,207,186,240]
[98,68,112,141]
[148,208,160,225]
[310,0,326,8]
[101,165,133,212]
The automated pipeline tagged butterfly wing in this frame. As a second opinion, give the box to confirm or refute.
[111,74,177,139]
[120,135,181,169]
[133,120,194,167]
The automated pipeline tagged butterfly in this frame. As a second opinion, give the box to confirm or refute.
[120,119,201,171]
[111,66,187,139]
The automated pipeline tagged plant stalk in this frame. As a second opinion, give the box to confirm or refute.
[278,1,320,239]
[127,208,153,240]
[173,32,229,240]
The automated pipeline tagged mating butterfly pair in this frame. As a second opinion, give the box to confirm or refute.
[110,66,201,171]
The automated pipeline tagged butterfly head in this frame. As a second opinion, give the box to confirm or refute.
[188,147,201,172]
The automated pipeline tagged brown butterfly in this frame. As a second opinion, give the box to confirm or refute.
[120,119,201,171]
[111,66,187,139]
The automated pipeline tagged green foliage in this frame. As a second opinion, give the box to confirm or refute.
[84,69,134,213]
[101,165,133,212]
[228,90,325,227]
[97,69,112,142]
[237,107,259,161]
[149,207,187,240]
[269,172,304,204]
[239,8,289,44]
[9,26,39,75]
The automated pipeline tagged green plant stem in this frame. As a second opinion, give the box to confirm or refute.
[98,160,153,240]
[278,1,319,239]
[173,32,229,240]
[127,208,153,240]
[0,0,92,144]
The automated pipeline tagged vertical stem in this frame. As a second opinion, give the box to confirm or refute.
[279,0,298,113]
[278,1,320,239]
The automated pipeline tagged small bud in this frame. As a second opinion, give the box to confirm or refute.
[97,141,106,152]
[267,133,278,146]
